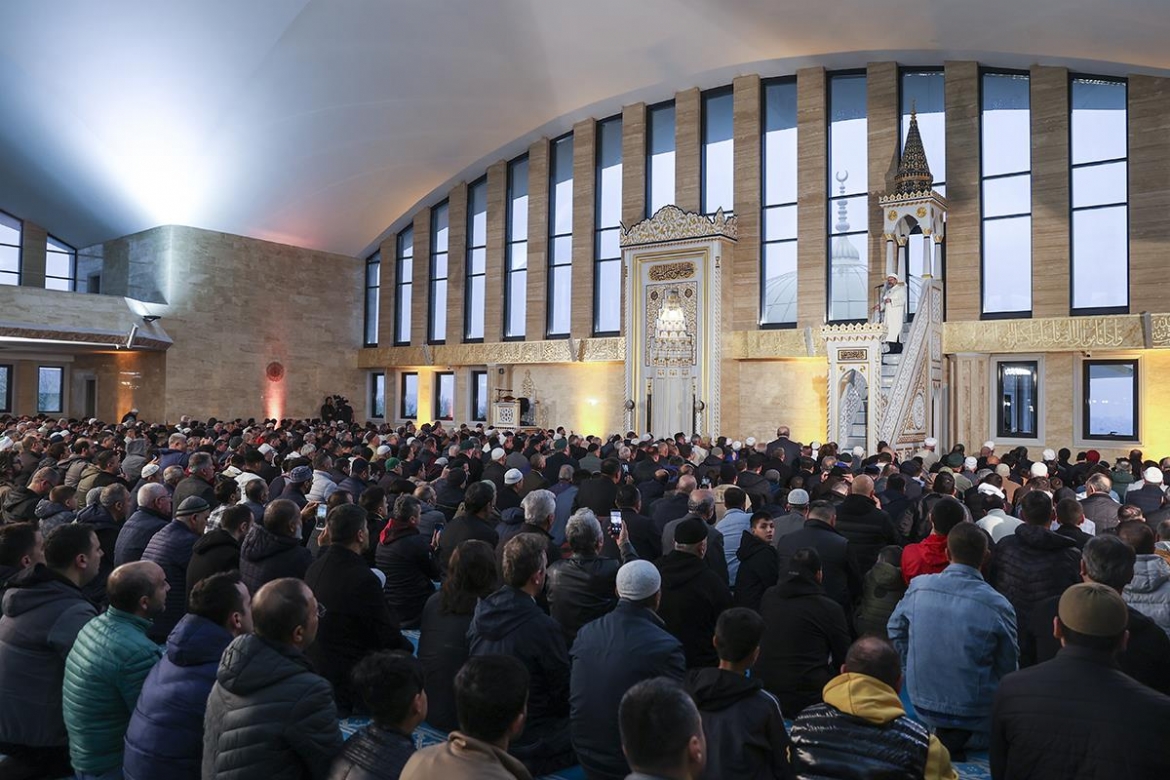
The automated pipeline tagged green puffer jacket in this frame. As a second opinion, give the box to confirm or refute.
[63,607,163,773]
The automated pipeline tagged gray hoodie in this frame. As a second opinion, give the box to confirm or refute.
[1124,554,1170,638]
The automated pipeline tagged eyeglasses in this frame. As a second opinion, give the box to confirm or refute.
[316,602,327,619]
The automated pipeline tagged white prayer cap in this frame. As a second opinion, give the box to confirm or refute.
[852,446,865,457]
[1030,462,1049,478]
[977,483,1006,499]
[731,441,742,451]
[1144,467,1164,485]
[745,437,756,447]
[983,441,995,450]
[964,456,977,470]
[1042,449,1056,462]
[924,437,938,447]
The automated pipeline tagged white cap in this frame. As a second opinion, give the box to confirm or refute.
[1144,467,1164,485]
[376,445,391,456]
[731,441,742,451]
[141,463,160,479]
[1030,462,1049,478]
[407,437,416,445]
[995,463,1011,477]
[0,437,11,452]
[745,437,756,447]
[640,433,652,442]
[236,472,263,488]
[852,446,865,457]
[924,437,938,447]
[977,482,1006,499]
[258,443,274,456]
[504,468,524,485]
[616,560,661,600]
[491,447,506,461]
[1042,449,1056,461]
[983,441,995,450]
[964,456,977,470]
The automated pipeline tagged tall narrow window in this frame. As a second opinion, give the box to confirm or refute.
[646,102,676,217]
[828,72,868,322]
[594,116,623,335]
[45,236,75,292]
[505,155,529,339]
[465,177,488,341]
[0,365,11,413]
[761,78,798,327]
[981,71,1032,317]
[428,201,449,344]
[1083,359,1138,441]
[471,370,488,422]
[394,228,413,346]
[997,361,1039,438]
[701,88,734,215]
[0,211,21,285]
[364,250,380,346]
[400,372,419,420]
[901,70,946,315]
[370,372,385,419]
[38,366,63,414]
[547,134,574,337]
[434,372,455,421]
[1071,77,1128,314]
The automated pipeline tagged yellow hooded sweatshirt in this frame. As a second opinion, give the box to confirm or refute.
[821,672,958,780]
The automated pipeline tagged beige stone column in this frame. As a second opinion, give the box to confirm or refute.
[675,88,701,213]
[1031,65,1070,319]
[483,161,507,343]
[944,61,981,321]
[1128,75,1170,315]
[868,62,899,293]
[620,103,647,336]
[19,221,47,288]
[572,119,596,338]
[446,182,468,343]
[526,139,550,340]
[796,67,827,327]
[948,354,990,449]
[411,209,430,346]
[376,234,397,346]
[732,75,761,331]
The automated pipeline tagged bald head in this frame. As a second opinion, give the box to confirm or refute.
[676,475,697,495]
[851,475,875,497]
[688,488,715,519]
[107,560,167,616]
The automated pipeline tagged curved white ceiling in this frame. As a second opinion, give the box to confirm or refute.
[2,0,1169,257]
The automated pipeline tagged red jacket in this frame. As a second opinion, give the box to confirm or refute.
[901,534,949,585]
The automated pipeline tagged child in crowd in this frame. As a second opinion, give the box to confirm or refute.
[854,545,906,639]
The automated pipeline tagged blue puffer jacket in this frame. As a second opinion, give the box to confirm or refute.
[63,608,163,773]
[124,614,233,780]
[142,520,201,643]
[114,507,171,566]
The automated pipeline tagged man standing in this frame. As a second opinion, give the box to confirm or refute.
[661,489,729,585]
[715,487,753,587]
[656,517,734,669]
[880,274,906,351]
[617,679,707,780]
[573,458,624,518]
[991,583,1170,779]
[77,483,130,605]
[1080,473,1122,533]
[775,501,860,616]
[889,524,1017,756]
[834,475,900,578]
[901,497,966,584]
[734,512,780,612]
[63,561,168,779]
[203,578,344,778]
[124,572,253,779]
[570,560,685,780]
[991,491,1081,631]
[0,525,101,779]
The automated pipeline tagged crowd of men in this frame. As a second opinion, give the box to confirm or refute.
[0,412,1168,780]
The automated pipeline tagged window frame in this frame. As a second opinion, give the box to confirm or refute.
[991,357,1042,442]
[394,227,414,347]
[979,67,1034,320]
[593,114,623,337]
[504,153,529,342]
[0,209,22,286]
[1068,74,1129,317]
[434,371,456,422]
[645,100,676,219]
[1079,357,1140,443]
[700,86,735,216]
[470,369,488,422]
[363,250,380,347]
[760,76,799,330]
[37,365,64,414]
[399,372,419,421]
[546,133,574,339]
[44,234,76,292]
[370,371,386,419]
[826,69,869,324]
[0,364,12,413]
[428,200,450,345]
[464,176,488,343]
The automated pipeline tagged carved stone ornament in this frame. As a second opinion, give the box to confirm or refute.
[648,262,697,282]
[265,362,285,382]
[620,205,738,248]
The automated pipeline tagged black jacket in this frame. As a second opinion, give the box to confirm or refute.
[185,529,242,594]
[76,502,121,605]
[326,724,414,780]
[756,575,851,717]
[569,601,685,780]
[238,524,313,595]
[468,586,570,739]
[173,475,217,511]
[305,545,412,713]
[141,520,201,643]
[1079,492,1122,533]
[990,523,1081,629]
[833,494,900,577]
[1125,483,1166,516]
[649,492,690,532]
[853,561,906,640]
[619,507,661,561]
[1,485,42,523]
[416,591,474,733]
[546,547,635,645]
[734,531,779,611]
[686,668,794,780]
[735,471,772,512]
[436,512,498,575]
[660,515,730,585]
[1054,523,1093,550]
[374,526,440,628]
[481,461,508,492]
[203,634,343,779]
[1020,593,1170,695]
[432,479,465,522]
[774,519,860,615]
[572,475,620,518]
[991,645,1170,780]
[656,550,733,668]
